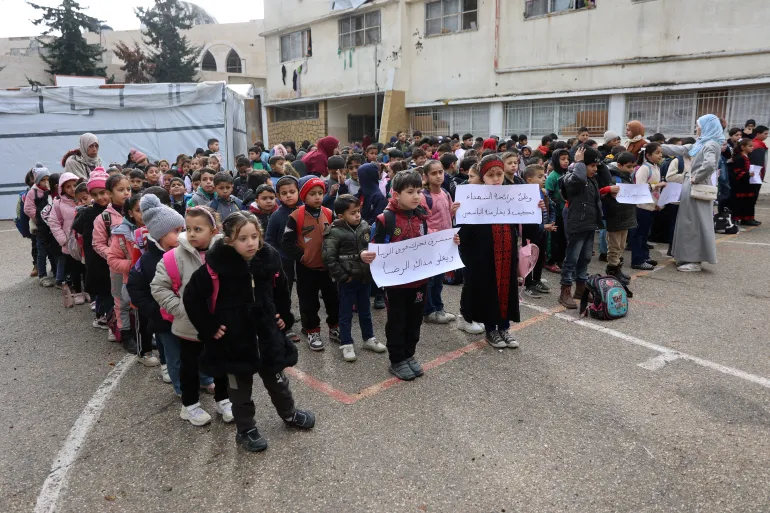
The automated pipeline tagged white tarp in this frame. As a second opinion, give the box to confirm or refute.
[0,82,250,219]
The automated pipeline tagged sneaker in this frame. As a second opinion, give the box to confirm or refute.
[631,262,654,271]
[107,331,117,342]
[598,253,608,262]
[329,327,341,344]
[55,281,63,289]
[457,318,484,335]
[201,382,216,394]
[437,310,456,322]
[160,364,172,383]
[362,337,387,353]
[286,330,300,343]
[90,301,96,312]
[236,427,268,452]
[535,281,550,294]
[73,293,86,306]
[524,287,542,299]
[283,409,316,429]
[405,357,424,377]
[389,360,416,381]
[92,316,108,330]
[30,265,38,277]
[544,263,561,274]
[485,331,507,349]
[215,399,234,423]
[307,332,324,351]
[341,344,357,362]
[646,259,658,266]
[179,403,211,426]
[373,295,386,310]
[39,276,55,288]
[138,353,160,367]
[424,311,451,324]
[500,330,519,349]
[677,263,702,272]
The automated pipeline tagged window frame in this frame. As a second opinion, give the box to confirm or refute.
[504,97,609,138]
[225,49,242,73]
[409,105,490,138]
[201,50,217,72]
[280,29,312,63]
[524,0,595,20]
[425,0,478,37]
[272,102,320,123]
[338,10,381,50]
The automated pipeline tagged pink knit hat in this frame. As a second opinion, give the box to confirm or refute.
[87,167,109,192]
[130,148,148,164]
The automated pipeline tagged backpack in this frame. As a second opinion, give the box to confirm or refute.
[159,249,220,321]
[295,205,333,239]
[14,191,31,238]
[579,275,629,320]
[659,156,684,180]
[369,209,429,244]
[421,188,452,211]
[714,208,739,234]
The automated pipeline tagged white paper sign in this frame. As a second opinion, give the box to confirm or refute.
[750,165,763,185]
[454,184,542,225]
[368,228,464,288]
[616,184,654,205]
[656,182,682,208]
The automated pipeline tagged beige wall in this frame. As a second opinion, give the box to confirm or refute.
[267,101,328,146]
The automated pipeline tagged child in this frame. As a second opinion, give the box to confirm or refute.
[266,176,301,293]
[207,138,220,155]
[168,177,187,216]
[458,157,520,349]
[233,157,252,190]
[631,143,667,270]
[240,170,271,206]
[420,160,459,324]
[282,176,339,351]
[248,145,268,171]
[151,206,229,427]
[521,164,556,299]
[544,148,570,273]
[518,134,529,150]
[126,194,187,396]
[159,159,170,174]
[323,156,349,209]
[358,162,388,309]
[129,169,145,195]
[501,151,522,184]
[208,155,222,173]
[249,185,278,233]
[187,168,216,209]
[48,172,82,297]
[748,125,769,225]
[24,165,57,286]
[269,155,286,179]
[558,147,610,308]
[144,163,161,188]
[184,211,315,452]
[598,151,637,287]
[728,139,756,224]
[411,148,428,168]
[365,144,379,164]
[345,157,361,196]
[185,170,202,205]
[210,172,244,219]
[322,194,387,362]
[439,152,459,193]
[163,169,181,192]
[93,173,131,342]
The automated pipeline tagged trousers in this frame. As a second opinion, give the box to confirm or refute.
[295,263,339,332]
[385,285,427,363]
[227,370,296,433]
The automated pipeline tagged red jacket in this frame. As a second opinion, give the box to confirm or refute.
[301,136,339,177]
[373,197,429,288]
[750,138,768,180]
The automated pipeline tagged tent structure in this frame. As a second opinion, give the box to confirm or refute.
[0,81,252,219]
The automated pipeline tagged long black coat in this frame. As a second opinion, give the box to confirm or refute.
[183,240,297,376]
[72,204,111,296]
[458,224,521,325]
[598,163,638,232]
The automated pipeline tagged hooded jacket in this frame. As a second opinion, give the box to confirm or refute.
[599,162,638,232]
[186,187,215,209]
[322,218,372,284]
[48,172,80,254]
[183,240,298,375]
[105,218,141,283]
[563,162,610,235]
[72,203,111,296]
[265,202,299,261]
[545,149,570,206]
[249,203,278,233]
[127,237,172,334]
[92,203,124,261]
[372,197,429,288]
[301,136,339,177]
[358,163,388,226]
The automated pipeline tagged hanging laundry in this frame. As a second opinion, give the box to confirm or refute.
[349,48,354,68]
[297,64,303,75]
[282,65,286,85]
[292,70,298,91]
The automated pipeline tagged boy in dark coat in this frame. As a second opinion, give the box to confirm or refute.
[598,151,637,287]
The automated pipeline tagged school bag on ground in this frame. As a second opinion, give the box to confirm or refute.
[579,274,629,320]
[714,208,739,234]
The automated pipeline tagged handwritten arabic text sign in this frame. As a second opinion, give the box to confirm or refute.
[616,184,654,205]
[750,165,763,185]
[455,184,542,225]
[656,182,682,208]
[368,228,464,288]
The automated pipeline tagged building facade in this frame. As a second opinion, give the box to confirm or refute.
[261,0,770,145]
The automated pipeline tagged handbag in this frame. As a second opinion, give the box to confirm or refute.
[690,183,717,201]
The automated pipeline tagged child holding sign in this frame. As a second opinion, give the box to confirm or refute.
[631,143,667,271]
[599,152,637,287]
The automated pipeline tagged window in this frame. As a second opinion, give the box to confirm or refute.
[425,0,477,36]
[339,10,380,49]
[273,102,319,123]
[504,97,608,137]
[201,50,217,71]
[410,105,489,137]
[524,0,595,19]
[225,49,242,73]
[280,29,312,63]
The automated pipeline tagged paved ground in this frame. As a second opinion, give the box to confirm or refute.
[1,203,769,513]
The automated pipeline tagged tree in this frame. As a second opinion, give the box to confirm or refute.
[28,0,107,81]
[113,41,152,83]
[135,0,200,83]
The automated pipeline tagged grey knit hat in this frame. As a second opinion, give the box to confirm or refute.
[140,194,186,242]
[33,163,50,185]
[603,130,620,143]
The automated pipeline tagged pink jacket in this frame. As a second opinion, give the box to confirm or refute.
[106,225,138,283]
[48,172,81,255]
[23,184,45,220]
[92,204,124,261]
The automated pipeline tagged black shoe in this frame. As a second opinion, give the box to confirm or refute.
[389,360,416,381]
[744,219,761,226]
[646,259,658,266]
[283,409,316,429]
[236,427,268,452]
[405,357,424,377]
[120,330,137,354]
[598,253,608,262]
[373,295,386,310]
[620,256,624,263]
[631,262,654,271]
[646,243,655,250]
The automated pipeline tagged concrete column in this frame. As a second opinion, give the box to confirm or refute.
[608,94,627,139]
[490,102,504,137]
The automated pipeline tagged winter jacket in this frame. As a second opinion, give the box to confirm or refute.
[72,203,111,296]
[598,162,638,232]
[209,195,244,220]
[750,138,768,180]
[150,231,223,341]
[186,187,215,209]
[48,194,77,254]
[64,153,102,181]
[23,184,47,233]
[283,205,333,270]
[248,203,278,234]
[634,163,662,211]
[106,218,141,284]
[358,163,387,226]
[421,188,452,233]
[301,136,339,177]
[322,178,349,210]
[183,240,298,376]
[170,197,186,217]
[563,162,609,236]
[92,204,124,261]
[126,238,172,334]
[372,197,429,288]
[265,203,299,260]
[546,149,571,207]
[322,219,372,284]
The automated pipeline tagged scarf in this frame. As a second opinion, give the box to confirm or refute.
[79,133,100,168]
[491,224,512,319]
[689,114,726,157]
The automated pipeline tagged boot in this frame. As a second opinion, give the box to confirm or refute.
[121,330,138,354]
[559,285,577,309]
[573,282,587,300]
[617,264,631,282]
[606,264,630,286]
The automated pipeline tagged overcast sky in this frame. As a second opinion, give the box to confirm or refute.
[3,0,265,37]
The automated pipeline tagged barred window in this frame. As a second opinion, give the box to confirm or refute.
[410,105,489,138]
[504,97,608,138]
[272,102,319,123]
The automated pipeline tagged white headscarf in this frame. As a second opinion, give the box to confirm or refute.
[79,133,100,167]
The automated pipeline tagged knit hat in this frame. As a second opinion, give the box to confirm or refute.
[275,175,299,194]
[33,163,50,185]
[87,167,109,192]
[298,175,325,202]
[583,148,601,166]
[129,148,148,164]
[140,194,186,242]
[603,130,619,143]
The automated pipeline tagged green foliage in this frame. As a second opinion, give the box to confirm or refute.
[113,41,152,83]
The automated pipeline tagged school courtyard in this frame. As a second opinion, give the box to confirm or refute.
[1,205,769,513]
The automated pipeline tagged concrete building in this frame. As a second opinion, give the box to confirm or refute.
[261,0,770,146]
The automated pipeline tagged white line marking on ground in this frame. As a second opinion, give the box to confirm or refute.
[638,352,681,371]
[34,354,136,513]
[722,240,770,246]
[0,228,21,233]
[521,303,770,389]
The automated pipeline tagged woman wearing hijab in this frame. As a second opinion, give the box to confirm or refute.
[661,114,722,272]
[482,138,498,153]
[63,133,102,180]
[301,136,339,176]
[625,121,647,157]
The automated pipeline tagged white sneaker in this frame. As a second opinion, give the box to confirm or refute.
[424,312,451,324]
[92,316,108,330]
[457,318,484,335]
[73,293,86,305]
[677,263,702,272]
[138,353,160,367]
[180,403,211,426]
[437,310,456,322]
[215,399,234,423]
[160,364,172,383]
[107,331,117,342]
[362,337,387,353]
[341,344,357,362]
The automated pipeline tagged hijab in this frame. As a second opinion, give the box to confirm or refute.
[482,138,498,152]
[79,133,100,167]
[625,121,647,157]
[689,114,726,157]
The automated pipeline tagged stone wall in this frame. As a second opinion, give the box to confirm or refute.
[378,90,408,144]
[266,101,327,146]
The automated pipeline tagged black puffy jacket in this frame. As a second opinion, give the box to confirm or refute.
[322,219,372,283]
[563,162,611,236]
[599,163,638,232]
[127,239,172,334]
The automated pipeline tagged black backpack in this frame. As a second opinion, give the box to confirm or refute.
[714,208,739,234]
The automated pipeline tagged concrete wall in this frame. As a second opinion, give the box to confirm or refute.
[267,101,328,145]
[327,95,380,144]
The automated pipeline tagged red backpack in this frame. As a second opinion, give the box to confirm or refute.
[160,250,220,321]
[294,205,333,239]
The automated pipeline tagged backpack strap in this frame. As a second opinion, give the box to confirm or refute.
[162,249,181,294]
[101,211,112,237]
[206,263,219,313]
[383,209,396,243]
[421,189,433,210]
[321,206,333,224]
[579,279,592,316]
[295,205,306,238]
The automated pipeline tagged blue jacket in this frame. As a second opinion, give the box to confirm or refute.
[358,163,387,226]
[265,203,299,260]
[323,178,349,210]
[209,195,244,220]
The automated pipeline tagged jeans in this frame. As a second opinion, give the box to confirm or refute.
[560,230,595,286]
[156,331,181,395]
[631,208,654,266]
[338,279,374,345]
[598,220,608,255]
[95,294,114,318]
[36,236,56,278]
[423,274,445,315]
[484,320,510,334]
[56,256,67,283]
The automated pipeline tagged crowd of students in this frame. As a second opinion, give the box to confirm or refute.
[17,117,766,452]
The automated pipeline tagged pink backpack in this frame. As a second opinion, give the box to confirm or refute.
[517,225,539,286]
[160,250,219,321]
